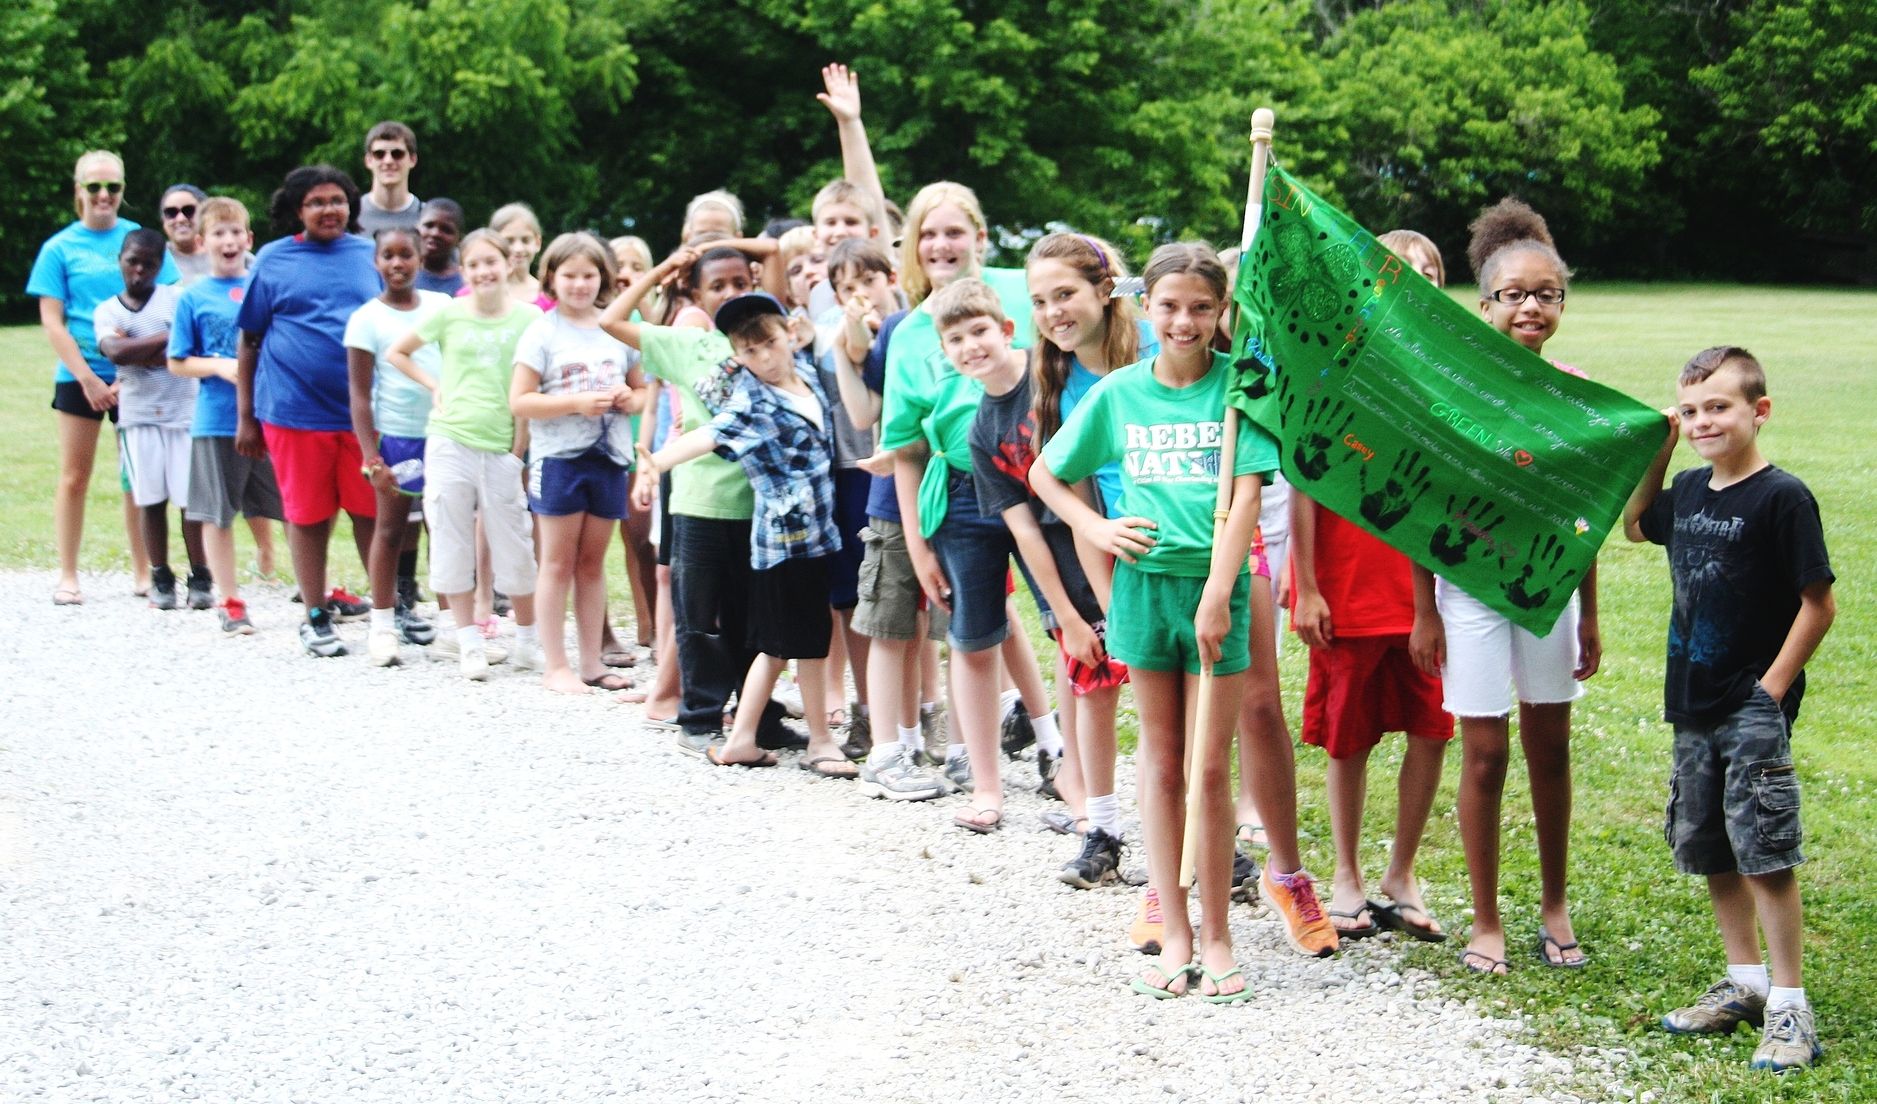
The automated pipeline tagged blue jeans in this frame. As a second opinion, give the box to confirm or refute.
[926,472,1015,653]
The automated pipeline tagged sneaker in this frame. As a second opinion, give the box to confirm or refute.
[324,587,370,621]
[394,604,436,646]
[396,575,425,609]
[430,632,507,664]
[1000,695,1034,757]
[1128,887,1164,954]
[1260,866,1339,957]
[1663,979,1767,1035]
[299,615,347,658]
[942,750,973,793]
[1059,827,1122,889]
[509,637,544,673]
[1037,745,1061,799]
[149,566,178,610]
[459,641,489,681]
[755,715,809,751]
[1232,851,1262,905]
[674,729,717,757]
[184,566,214,610]
[492,590,513,617]
[856,746,945,802]
[368,627,401,667]
[773,678,806,719]
[218,598,255,636]
[1751,1006,1822,1071]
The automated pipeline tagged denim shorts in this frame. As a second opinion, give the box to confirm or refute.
[529,448,629,520]
[926,473,1014,653]
[1666,684,1805,877]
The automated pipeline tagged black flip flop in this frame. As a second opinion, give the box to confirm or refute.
[584,672,632,691]
[799,755,858,779]
[1536,926,1588,968]
[1460,948,1511,975]
[1329,904,1379,940]
[1369,896,1450,943]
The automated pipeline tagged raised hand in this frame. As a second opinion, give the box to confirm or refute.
[1358,448,1431,531]
[817,63,863,124]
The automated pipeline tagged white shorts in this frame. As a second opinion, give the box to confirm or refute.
[1435,577,1583,717]
[120,425,192,509]
[423,436,537,597]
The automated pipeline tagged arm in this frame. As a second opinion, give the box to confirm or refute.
[41,298,114,410]
[509,363,619,420]
[632,379,663,510]
[1287,488,1331,649]
[1759,582,1836,703]
[1193,474,1264,666]
[346,347,397,494]
[1002,505,1103,666]
[893,445,949,610]
[1623,410,1682,542]
[1408,563,1443,677]
[599,250,694,348]
[1574,560,1600,680]
[1032,459,1157,564]
[832,342,881,428]
[99,329,170,367]
[235,331,265,458]
[171,355,237,382]
[385,331,438,393]
[637,425,719,472]
[818,63,888,227]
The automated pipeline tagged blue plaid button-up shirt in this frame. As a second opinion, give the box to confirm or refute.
[708,360,842,570]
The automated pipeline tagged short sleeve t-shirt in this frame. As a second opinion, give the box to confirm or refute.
[860,310,909,522]
[514,310,638,464]
[1303,504,1417,637]
[357,194,423,237]
[1639,464,1834,725]
[1041,350,1279,577]
[96,285,193,429]
[168,274,249,437]
[26,219,179,382]
[1060,319,1159,517]
[236,233,382,431]
[342,292,448,440]
[415,299,538,452]
[414,269,464,296]
[637,324,753,521]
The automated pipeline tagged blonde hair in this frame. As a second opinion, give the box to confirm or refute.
[1026,232,1139,441]
[1377,229,1446,288]
[609,235,652,275]
[777,225,819,272]
[72,150,125,218]
[459,228,511,268]
[682,189,745,240]
[812,179,877,226]
[539,231,618,307]
[898,181,988,305]
[198,196,249,234]
[928,277,1006,333]
[489,202,543,240]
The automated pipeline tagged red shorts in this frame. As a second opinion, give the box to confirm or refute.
[1048,625,1130,696]
[1250,527,1270,579]
[262,423,377,526]
[1301,633,1452,759]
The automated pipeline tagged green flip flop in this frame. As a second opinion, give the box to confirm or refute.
[1129,957,1196,999]
[1196,965,1253,1004]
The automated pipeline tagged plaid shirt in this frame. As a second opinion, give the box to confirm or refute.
[708,360,842,570]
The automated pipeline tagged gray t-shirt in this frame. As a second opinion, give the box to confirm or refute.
[513,310,639,463]
[357,193,423,236]
[95,284,195,428]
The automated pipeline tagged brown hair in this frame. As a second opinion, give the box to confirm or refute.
[1142,242,1231,351]
[365,121,417,157]
[725,310,790,348]
[1467,198,1569,297]
[1377,229,1445,288]
[828,237,894,286]
[459,228,510,269]
[538,231,618,307]
[928,277,1006,333]
[1026,232,1140,441]
[1680,345,1767,403]
[198,196,249,233]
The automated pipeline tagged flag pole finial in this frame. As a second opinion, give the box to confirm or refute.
[1251,107,1274,145]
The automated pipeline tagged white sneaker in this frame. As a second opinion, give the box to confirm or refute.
[368,627,401,667]
[432,632,508,664]
[460,642,489,681]
[509,637,544,673]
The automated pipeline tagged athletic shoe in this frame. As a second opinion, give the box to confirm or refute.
[1232,851,1262,905]
[218,598,255,636]
[324,587,371,621]
[184,566,214,610]
[1059,827,1122,889]
[509,637,544,673]
[773,679,806,719]
[755,715,809,751]
[459,641,489,681]
[396,575,425,609]
[1128,887,1164,954]
[674,729,716,757]
[430,632,507,665]
[1000,694,1034,757]
[840,705,871,761]
[492,591,513,617]
[1037,745,1061,799]
[856,746,945,802]
[1260,866,1339,957]
[1751,1006,1822,1071]
[394,604,436,646]
[942,750,973,793]
[367,627,401,667]
[299,615,347,658]
[1663,979,1767,1035]
[149,566,178,611]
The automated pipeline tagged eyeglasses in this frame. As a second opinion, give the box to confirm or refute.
[367,147,410,162]
[81,181,124,196]
[1488,287,1566,306]
[162,204,198,220]
[302,196,350,211]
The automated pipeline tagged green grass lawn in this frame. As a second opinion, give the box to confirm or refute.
[5,284,1874,1101]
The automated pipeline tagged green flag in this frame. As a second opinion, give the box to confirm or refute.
[1229,163,1665,635]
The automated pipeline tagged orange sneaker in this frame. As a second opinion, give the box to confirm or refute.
[1261,866,1339,957]
[1128,886,1164,955]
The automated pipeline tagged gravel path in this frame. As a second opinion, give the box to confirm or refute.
[2,571,1628,1103]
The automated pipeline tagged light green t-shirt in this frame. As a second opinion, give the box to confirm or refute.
[416,299,539,452]
[879,266,1035,535]
[638,324,754,520]
[1040,350,1278,577]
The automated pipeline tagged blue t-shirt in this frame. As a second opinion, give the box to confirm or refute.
[236,233,381,431]
[1060,319,1159,518]
[169,275,249,438]
[861,310,910,522]
[26,220,179,382]
[414,269,464,296]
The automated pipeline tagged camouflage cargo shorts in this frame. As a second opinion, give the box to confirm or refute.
[1667,683,1805,877]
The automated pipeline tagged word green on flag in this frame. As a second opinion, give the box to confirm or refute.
[1229,163,1666,635]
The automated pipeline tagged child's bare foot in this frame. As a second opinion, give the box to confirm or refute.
[542,668,590,695]
[1462,928,1510,975]
[1328,883,1377,937]
[1195,937,1247,1000]
[1135,929,1194,996]
[1374,878,1445,940]
[1536,907,1586,966]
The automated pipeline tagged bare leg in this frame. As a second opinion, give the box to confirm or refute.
[1050,650,1089,816]
[347,510,375,586]
[180,513,207,570]
[866,636,914,749]
[570,513,613,682]
[620,508,656,645]
[124,492,151,592]
[797,657,847,763]
[1000,598,1050,715]
[1521,700,1582,963]
[1324,745,1374,930]
[366,485,409,611]
[639,564,681,715]
[53,413,103,594]
[474,512,495,623]
[1191,669,1249,995]
[1458,713,1511,968]
[247,515,277,577]
[1706,871,1763,969]
[139,502,170,570]
[954,646,1004,814]
[534,513,585,693]
[1376,733,1449,934]
[1078,683,1121,802]
[823,614,848,722]
[204,523,240,601]
[1237,583,1301,873]
[721,654,785,762]
[842,612,870,710]
[286,517,336,620]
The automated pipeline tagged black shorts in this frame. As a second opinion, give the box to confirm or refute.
[747,556,833,659]
[51,380,120,423]
[655,472,675,567]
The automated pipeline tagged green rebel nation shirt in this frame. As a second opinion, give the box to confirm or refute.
[638,324,754,520]
[418,300,540,452]
[879,267,1035,537]
[1041,350,1279,577]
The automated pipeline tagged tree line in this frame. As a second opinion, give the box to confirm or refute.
[3,0,1872,316]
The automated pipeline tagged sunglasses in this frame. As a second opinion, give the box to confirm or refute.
[367,147,410,162]
[162,204,198,220]
[81,181,124,196]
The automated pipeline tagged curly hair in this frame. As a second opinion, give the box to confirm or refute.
[267,165,360,237]
[1467,198,1568,297]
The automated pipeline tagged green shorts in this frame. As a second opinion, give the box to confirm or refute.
[1107,561,1252,676]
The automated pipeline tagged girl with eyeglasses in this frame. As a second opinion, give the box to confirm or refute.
[1408,198,1602,976]
[27,149,180,606]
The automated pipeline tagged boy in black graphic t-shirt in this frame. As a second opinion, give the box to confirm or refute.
[1625,345,1835,1073]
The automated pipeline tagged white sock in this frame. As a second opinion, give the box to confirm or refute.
[920,700,939,717]
[515,623,538,647]
[1727,963,1770,996]
[1087,793,1120,838]
[457,625,482,650]
[1767,985,1808,1012]
[999,688,1020,713]
[1032,710,1063,755]
[371,607,396,632]
[897,724,921,753]
[945,743,967,763]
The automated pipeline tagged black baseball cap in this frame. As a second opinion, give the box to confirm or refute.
[713,291,787,337]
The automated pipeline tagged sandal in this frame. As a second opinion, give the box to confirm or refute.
[1460,948,1511,976]
[1536,926,1588,968]
[600,647,638,668]
[826,706,847,729]
[953,804,1004,834]
[1129,957,1195,999]
[1235,822,1268,850]
[1038,811,1088,836]
[1196,965,1253,1004]
[1368,895,1449,943]
[799,755,858,779]
[52,587,84,606]
[1328,902,1378,940]
[705,747,778,768]
[583,672,632,692]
